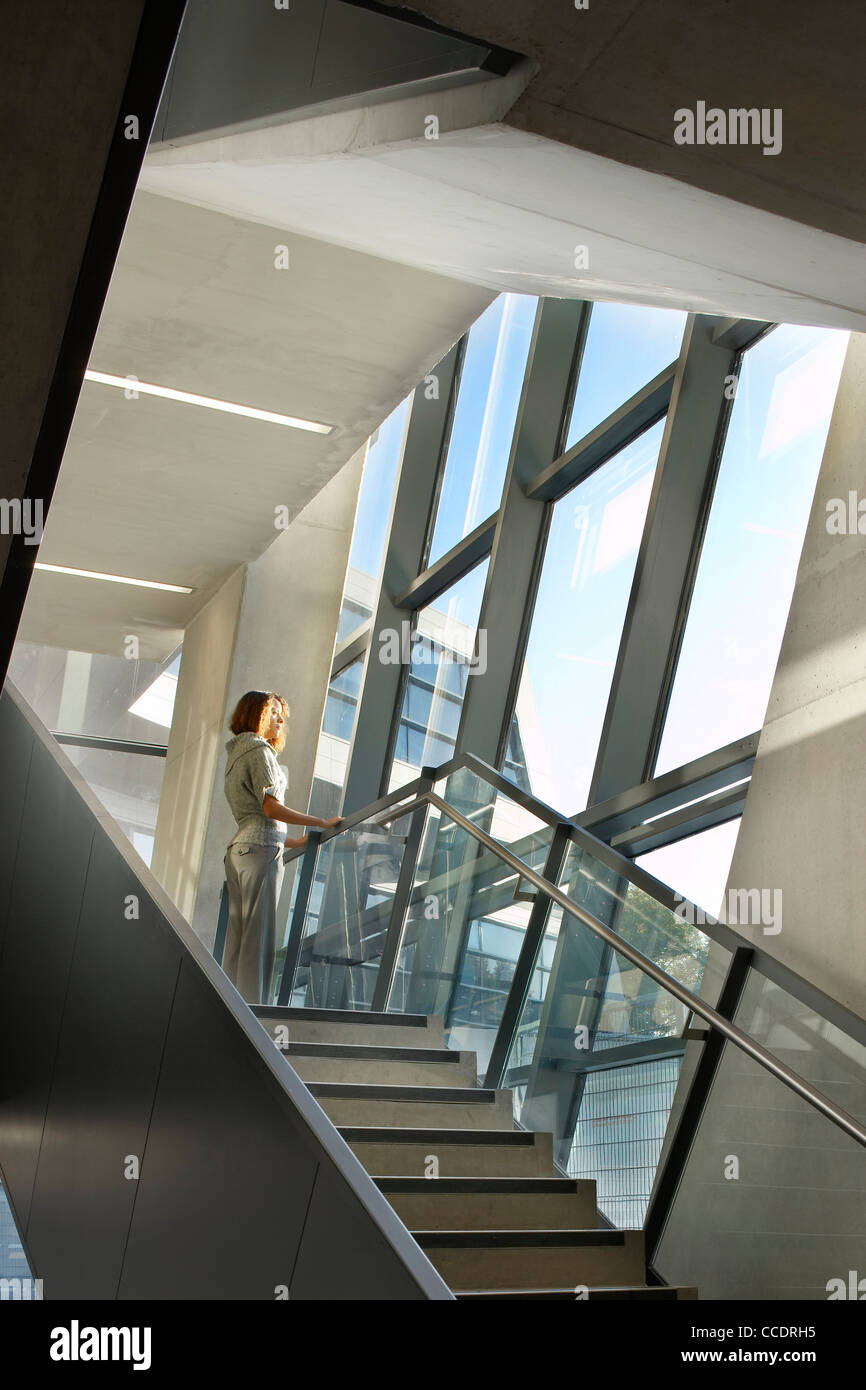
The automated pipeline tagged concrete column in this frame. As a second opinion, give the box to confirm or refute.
[717,330,866,1016]
[150,566,246,925]
[153,450,365,948]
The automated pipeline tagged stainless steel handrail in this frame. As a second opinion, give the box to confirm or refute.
[384,790,866,1150]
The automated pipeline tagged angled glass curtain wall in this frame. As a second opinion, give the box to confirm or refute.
[263,291,857,1273]
[426,294,537,566]
[565,302,686,449]
[336,392,411,644]
[636,819,743,921]
[508,418,665,814]
[307,657,364,819]
[655,323,849,774]
[387,560,489,792]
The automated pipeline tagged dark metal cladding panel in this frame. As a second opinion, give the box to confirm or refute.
[118,960,319,1300]
[24,831,181,1298]
[290,1164,428,1301]
[0,691,34,945]
[0,730,94,1237]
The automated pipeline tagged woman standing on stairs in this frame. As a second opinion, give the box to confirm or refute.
[223,690,341,1005]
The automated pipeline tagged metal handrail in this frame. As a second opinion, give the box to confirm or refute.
[384,789,866,1150]
[273,750,865,1054]
[280,769,433,865]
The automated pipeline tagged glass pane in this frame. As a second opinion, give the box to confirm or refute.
[64,745,165,866]
[502,835,730,1225]
[569,1056,683,1228]
[7,641,178,743]
[307,658,363,819]
[655,324,849,774]
[337,393,411,643]
[656,969,866,1298]
[283,811,414,1010]
[427,294,536,565]
[387,560,489,792]
[636,818,743,919]
[566,302,686,449]
[509,419,663,815]
[387,779,551,1070]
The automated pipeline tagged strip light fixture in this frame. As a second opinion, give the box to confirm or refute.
[35,563,193,594]
[84,370,334,435]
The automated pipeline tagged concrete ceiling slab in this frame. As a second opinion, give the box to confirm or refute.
[17,188,492,659]
[388,0,866,245]
[140,76,866,331]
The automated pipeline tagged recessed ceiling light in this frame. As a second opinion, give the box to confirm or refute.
[84,370,334,435]
[35,563,193,594]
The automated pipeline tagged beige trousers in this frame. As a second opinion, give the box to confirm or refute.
[223,842,284,1005]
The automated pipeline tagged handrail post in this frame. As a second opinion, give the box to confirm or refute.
[370,768,436,1013]
[483,822,572,1088]
[643,946,753,1266]
[276,830,322,1007]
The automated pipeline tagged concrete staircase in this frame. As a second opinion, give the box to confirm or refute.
[253,1004,698,1301]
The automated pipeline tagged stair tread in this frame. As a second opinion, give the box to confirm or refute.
[253,1005,430,1026]
[412,1229,634,1246]
[456,1286,694,1299]
[375,1177,586,1192]
[339,1127,538,1144]
[282,1042,461,1062]
[308,1082,496,1101]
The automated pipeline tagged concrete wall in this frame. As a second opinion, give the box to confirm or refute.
[154,446,365,947]
[719,331,866,1017]
[150,565,246,922]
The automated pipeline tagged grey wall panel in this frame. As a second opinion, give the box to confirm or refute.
[118,961,318,1300]
[25,832,181,1299]
[0,693,34,949]
[290,1166,426,1301]
[0,735,95,1236]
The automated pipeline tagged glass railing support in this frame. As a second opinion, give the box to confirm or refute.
[483,821,572,1089]
[276,829,321,1006]
[370,769,436,1012]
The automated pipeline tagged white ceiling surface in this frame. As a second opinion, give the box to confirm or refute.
[19,188,493,659]
[141,66,866,332]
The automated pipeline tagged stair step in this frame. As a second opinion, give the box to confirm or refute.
[255,1007,444,1048]
[283,1042,460,1063]
[312,1083,515,1130]
[284,1046,478,1087]
[309,1082,496,1103]
[253,1005,430,1026]
[341,1126,556,1177]
[414,1228,646,1290]
[376,1177,581,1192]
[375,1176,598,1230]
[456,1285,698,1300]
